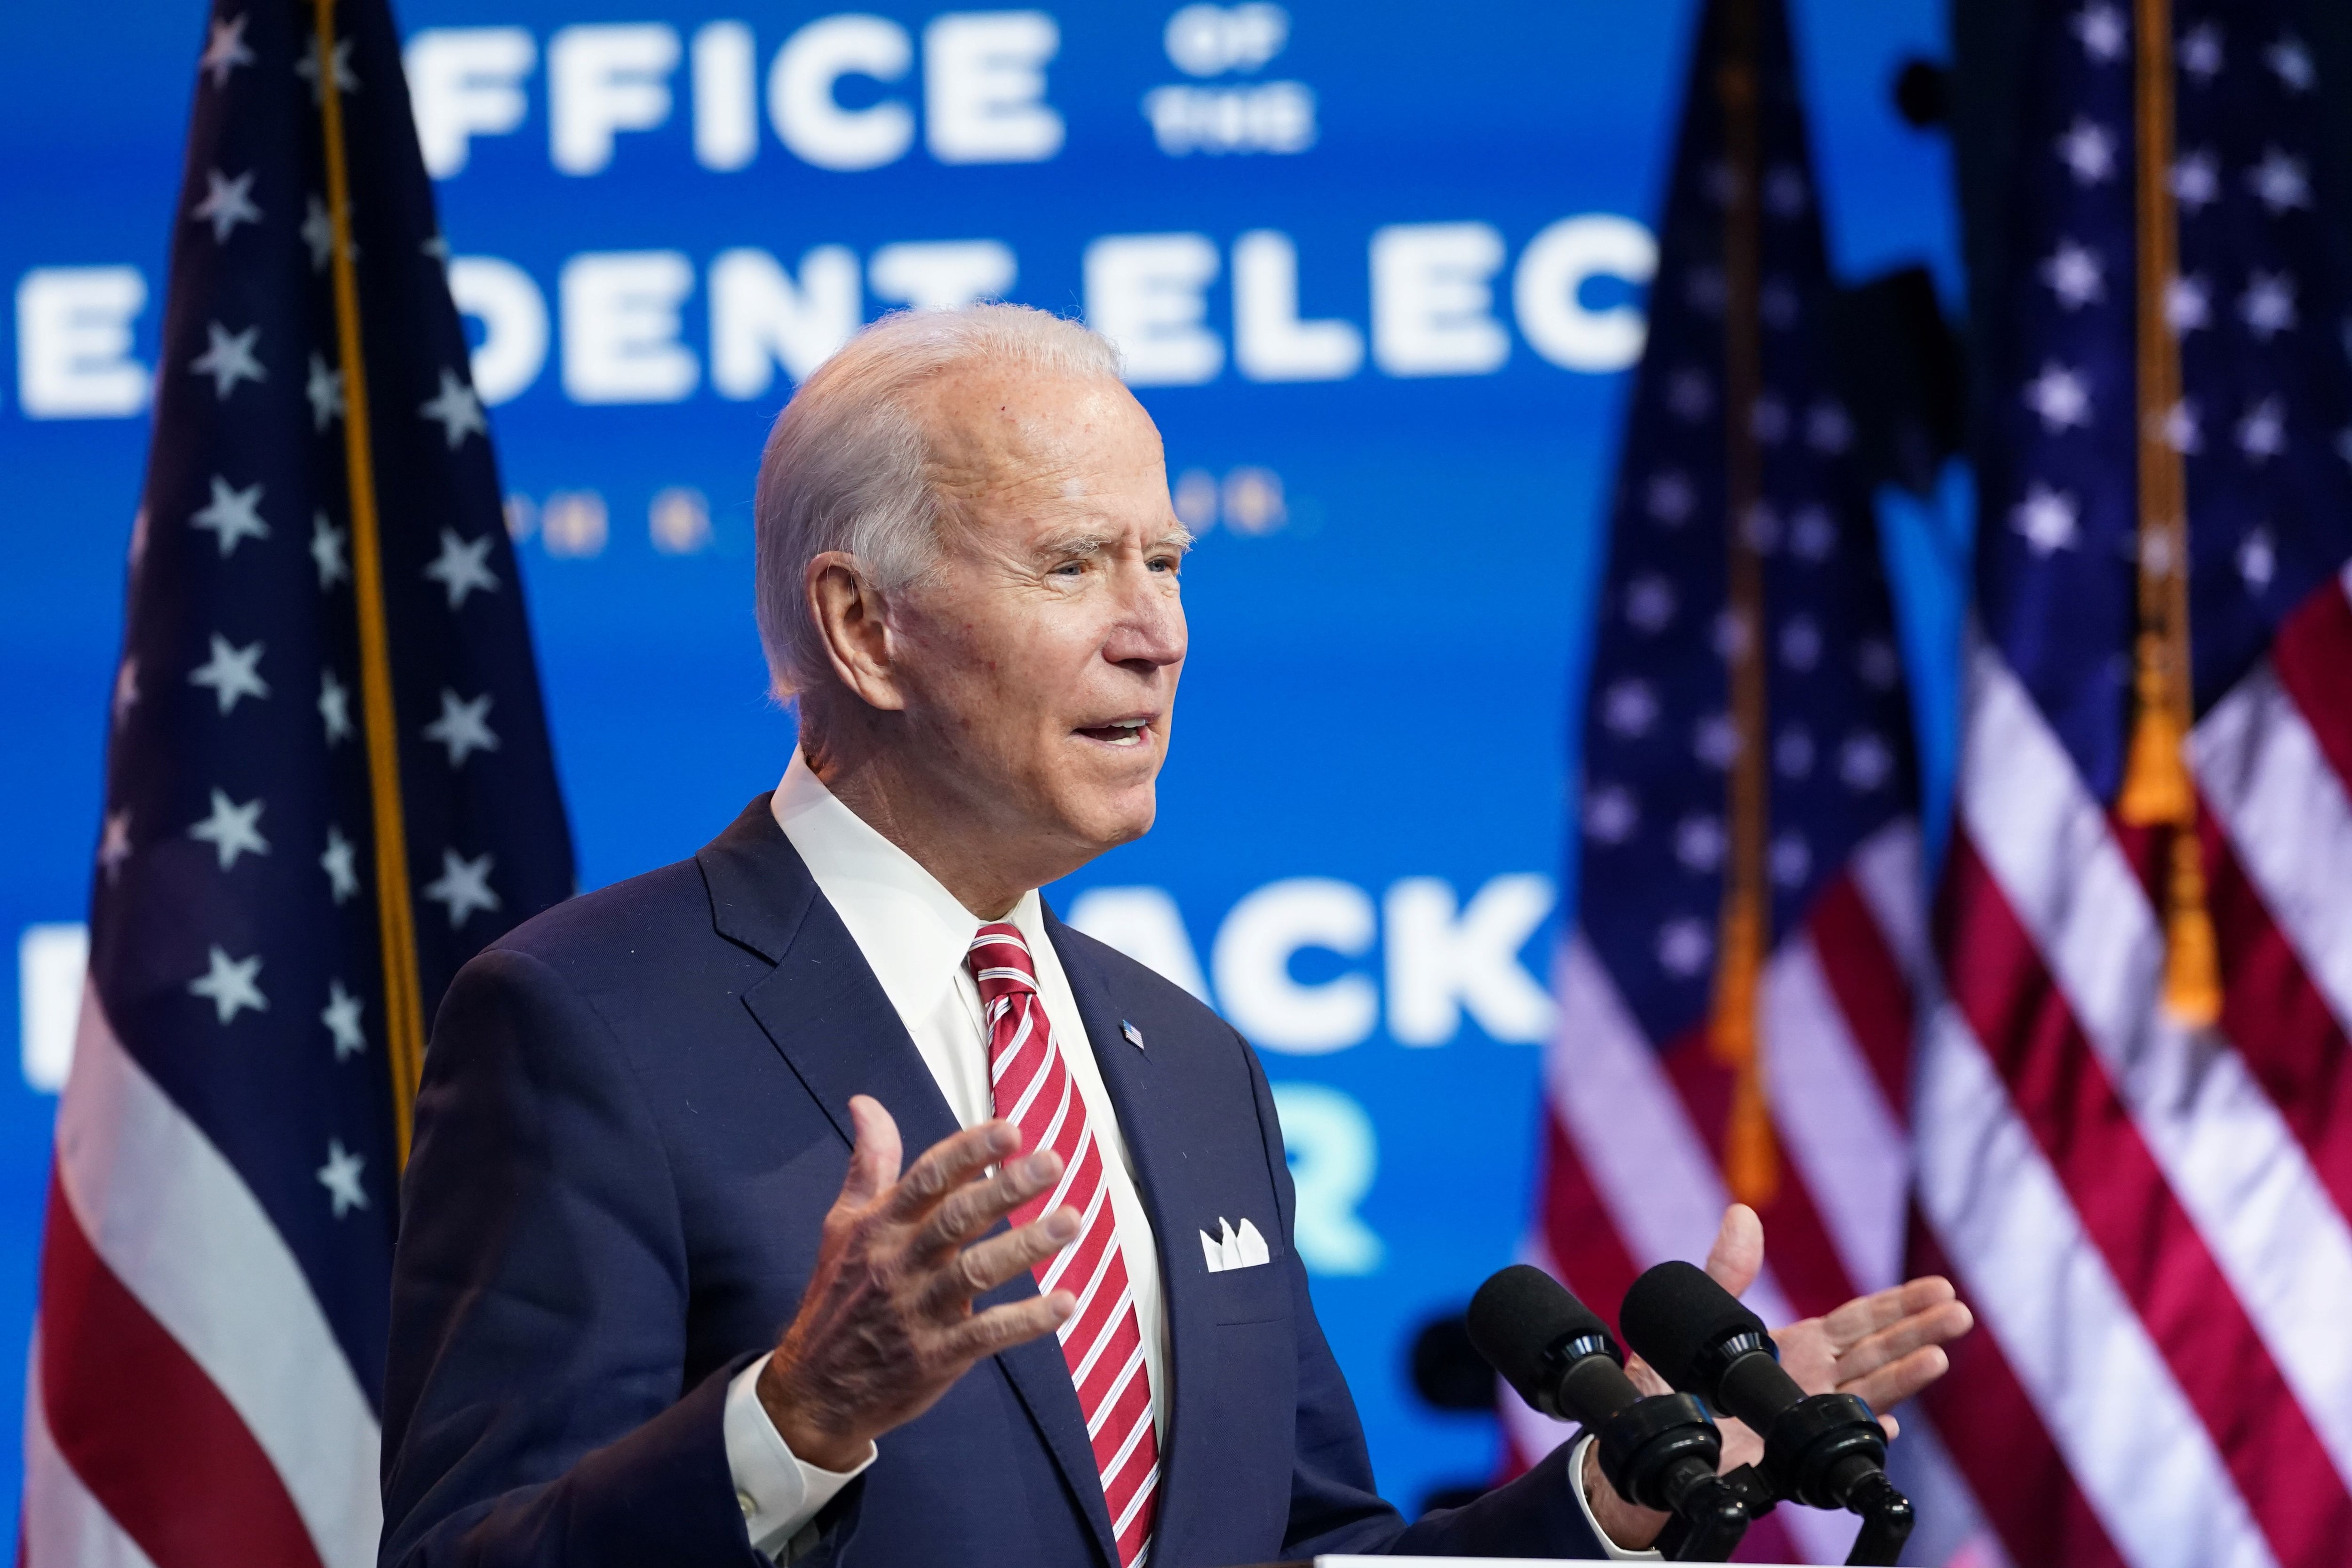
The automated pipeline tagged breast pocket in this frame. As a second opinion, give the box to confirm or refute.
[1197,1216,1289,1325]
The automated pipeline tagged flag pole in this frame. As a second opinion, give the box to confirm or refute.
[1708,0,1780,1210]
[2117,0,2222,1027]
[312,0,429,1162]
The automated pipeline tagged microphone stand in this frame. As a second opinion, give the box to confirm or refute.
[1755,1392,1916,1567]
[1650,1463,1774,1562]
[1834,1468,1915,1567]
[1648,1456,1912,1566]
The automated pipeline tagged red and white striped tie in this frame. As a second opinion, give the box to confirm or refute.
[967,923,1158,1568]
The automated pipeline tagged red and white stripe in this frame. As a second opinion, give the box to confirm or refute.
[969,924,1158,1568]
[22,982,381,1568]
[1515,819,1999,1567]
[1918,573,2352,1568]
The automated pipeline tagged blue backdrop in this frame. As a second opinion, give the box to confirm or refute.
[0,0,1964,1533]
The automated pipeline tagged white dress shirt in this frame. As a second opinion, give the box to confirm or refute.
[1568,1435,1661,1560]
[722,753,1170,1558]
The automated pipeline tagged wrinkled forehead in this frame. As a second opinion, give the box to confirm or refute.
[910,363,1166,515]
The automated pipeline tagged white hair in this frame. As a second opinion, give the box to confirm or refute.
[753,303,1125,699]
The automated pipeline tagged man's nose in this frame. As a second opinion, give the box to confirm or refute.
[1105,570,1186,671]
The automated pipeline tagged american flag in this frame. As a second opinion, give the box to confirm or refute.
[1509,0,1988,1560]
[22,2,572,1564]
[1916,3,2352,1567]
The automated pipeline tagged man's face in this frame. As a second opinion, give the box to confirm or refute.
[886,365,1188,873]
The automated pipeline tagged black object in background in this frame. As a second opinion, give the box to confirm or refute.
[1410,1312,1499,1413]
[1406,1311,1494,1518]
[1892,56,1951,129]
[1828,265,1967,498]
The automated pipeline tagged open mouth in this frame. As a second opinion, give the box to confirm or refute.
[1075,717,1153,748]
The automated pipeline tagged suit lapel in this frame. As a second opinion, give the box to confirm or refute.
[698,799,1120,1568]
[739,903,962,1158]
[1048,907,1216,1568]
[703,796,963,1156]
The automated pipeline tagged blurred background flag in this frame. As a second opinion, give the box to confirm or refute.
[21,0,572,1563]
[1917,2,2352,1566]
[1512,0,1986,1559]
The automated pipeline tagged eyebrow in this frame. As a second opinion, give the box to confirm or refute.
[1031,525,1195,563]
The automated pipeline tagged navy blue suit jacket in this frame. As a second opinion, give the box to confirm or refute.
[380,796,1604,1567]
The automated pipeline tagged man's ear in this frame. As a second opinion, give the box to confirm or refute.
[807,551,908,712]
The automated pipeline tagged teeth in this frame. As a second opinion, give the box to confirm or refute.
[1090,717,1148,746]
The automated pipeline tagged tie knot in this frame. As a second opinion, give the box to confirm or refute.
[966,922,1038,1003]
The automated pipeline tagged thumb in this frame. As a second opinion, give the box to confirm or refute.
[838,1095,903,1209]
[1704,1203,1765,1297]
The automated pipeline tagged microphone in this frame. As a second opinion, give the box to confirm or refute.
[1620,1261,1914,1565]
[1467,1265,1746,1547]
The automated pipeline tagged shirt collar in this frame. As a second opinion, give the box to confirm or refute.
[770,750,1044,1020]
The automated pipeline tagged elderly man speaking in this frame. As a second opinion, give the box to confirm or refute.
[380,305,1970,1568]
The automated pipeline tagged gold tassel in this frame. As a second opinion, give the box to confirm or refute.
[2116,636,2193,826]
[2161,829,2222,1027]
[2114,637,2222,1027]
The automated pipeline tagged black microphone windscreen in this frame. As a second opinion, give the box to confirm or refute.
[1467,1265,1610,1409]
[1621,1261,1769,1398]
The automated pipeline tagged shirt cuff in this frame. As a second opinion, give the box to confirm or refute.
[723,1354,876,1560]
[1569,1433,1665,1562]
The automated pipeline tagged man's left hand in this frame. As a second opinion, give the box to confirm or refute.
[1581,1203,1976,1551]
[1688,1203,1974,1464]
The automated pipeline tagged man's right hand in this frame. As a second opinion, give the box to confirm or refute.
[757,1094,1079,1472]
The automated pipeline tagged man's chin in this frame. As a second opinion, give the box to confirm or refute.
[1063,787,1157,855]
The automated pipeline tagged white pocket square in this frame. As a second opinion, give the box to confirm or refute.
[1200,1216,1271,1273]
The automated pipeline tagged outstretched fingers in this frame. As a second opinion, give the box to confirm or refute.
[1827,1282,1972,1414]
[914,1148,1066,1257]
[1822,1275,1959,1354]
[1843,1343,1954,1417]
[946,1290,1076,1361]
[882,1118,1022,1224]
[923,1207,1082,1312]
[1841,1297,1971,1372]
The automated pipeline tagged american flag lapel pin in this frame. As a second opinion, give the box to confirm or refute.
[1120,1019,1145,1050]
